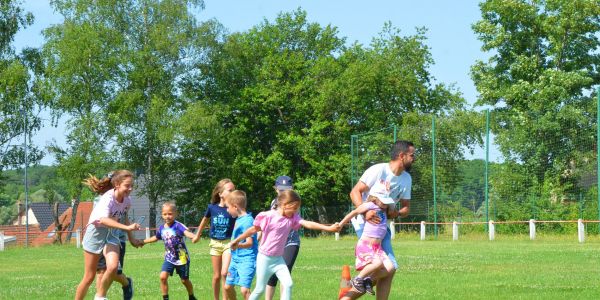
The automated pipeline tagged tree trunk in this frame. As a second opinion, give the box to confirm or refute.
[65,194,80,242]
[52,202,63,244]
[316,205,328,224]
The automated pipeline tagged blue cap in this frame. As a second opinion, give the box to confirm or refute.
[275,175,293,190]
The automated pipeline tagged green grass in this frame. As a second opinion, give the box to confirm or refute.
[2,234,600,299]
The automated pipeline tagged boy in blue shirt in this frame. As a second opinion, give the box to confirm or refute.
[223,190,258,300]
[143,202,199,300]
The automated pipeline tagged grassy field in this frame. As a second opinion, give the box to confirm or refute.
[2,233,600,299]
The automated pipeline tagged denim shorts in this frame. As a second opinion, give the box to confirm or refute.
[82,225,109,254]
[82,226,121,254]
[226,257,256,288]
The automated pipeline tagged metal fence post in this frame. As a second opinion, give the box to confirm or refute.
[0,231,4,251]
[389,221,396,240]
[529,219,536,240]
[488,220,495,241]
[146,227,151,240]
[420,221,426,241]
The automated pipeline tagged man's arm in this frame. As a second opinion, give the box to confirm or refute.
[349,181,370,208]
[388,199,410,219]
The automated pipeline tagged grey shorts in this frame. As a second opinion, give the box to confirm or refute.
[82,226,121,254]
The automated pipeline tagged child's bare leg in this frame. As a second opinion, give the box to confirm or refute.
[210,255,222,300]
[113,273,128,286]
[224,284,237,300]
[97,244,120,297]
[95,269,105,293]
[221,250,232,300]
[75,251,100,300]
[357,259,383,278]
[160,271,170,296]
[240,287,251,300]
[182,278,194,295]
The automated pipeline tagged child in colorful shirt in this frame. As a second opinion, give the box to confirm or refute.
[143,202,198,300]
[223,190,258,300]
[230,190,341,300]
[338,191,396,295]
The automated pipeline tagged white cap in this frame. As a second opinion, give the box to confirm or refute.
[368,191,395,205]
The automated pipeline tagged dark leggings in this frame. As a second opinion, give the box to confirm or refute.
[266,244,300,287]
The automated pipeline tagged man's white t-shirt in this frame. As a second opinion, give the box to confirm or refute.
[352,163,412,230]
[359,163,412,203]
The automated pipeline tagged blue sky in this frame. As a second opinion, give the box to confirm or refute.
[14,0,493,164]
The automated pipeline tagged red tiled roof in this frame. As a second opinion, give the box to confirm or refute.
[1,201,94,247]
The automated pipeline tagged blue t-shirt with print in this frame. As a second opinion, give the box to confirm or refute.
[231,213,258,260]
[156,221,190,265]
[204,204,236,240]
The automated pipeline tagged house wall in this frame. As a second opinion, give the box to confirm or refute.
[13,210,39,226]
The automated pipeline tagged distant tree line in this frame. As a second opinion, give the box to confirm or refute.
[1,0,598,230]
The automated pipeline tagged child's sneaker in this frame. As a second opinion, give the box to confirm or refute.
[364,277,375,295]
[123,277,133,300]
[351,277,366,294]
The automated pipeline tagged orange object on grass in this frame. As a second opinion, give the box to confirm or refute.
[338,264,352,299]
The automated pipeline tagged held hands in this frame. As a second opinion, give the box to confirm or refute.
[130,238,144,248]
[228,240,239,250]
[192,233,201,244]
[328,222,342,232]
[126,223,141,232]
[191,234,200,244]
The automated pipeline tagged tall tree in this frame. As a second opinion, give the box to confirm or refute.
[471,0,600,203]
[0,1,42,184]
[40,0,124,238]
[106,0,205,229]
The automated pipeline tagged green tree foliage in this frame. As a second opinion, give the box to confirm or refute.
[0,1,43,183]
[41,0,205,229]
[181,10,480,221]
[104,0,204,228]
[40,0,129,237]
[471,0,600,227]
[0,165,69,224]
[471,0,600,205]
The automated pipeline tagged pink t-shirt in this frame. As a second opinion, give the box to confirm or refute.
[88,189,131,226]
[254,210,302,256]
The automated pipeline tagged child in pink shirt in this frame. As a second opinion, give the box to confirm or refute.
[229,190,340,300]
[338,191,395,295]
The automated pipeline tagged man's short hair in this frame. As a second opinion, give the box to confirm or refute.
[391,140,414,161]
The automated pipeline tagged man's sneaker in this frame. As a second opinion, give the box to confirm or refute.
[123,277,133,300]
[364,277,375,295]
[351,277,366,294]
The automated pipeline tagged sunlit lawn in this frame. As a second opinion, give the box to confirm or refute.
[2,233,600,299]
